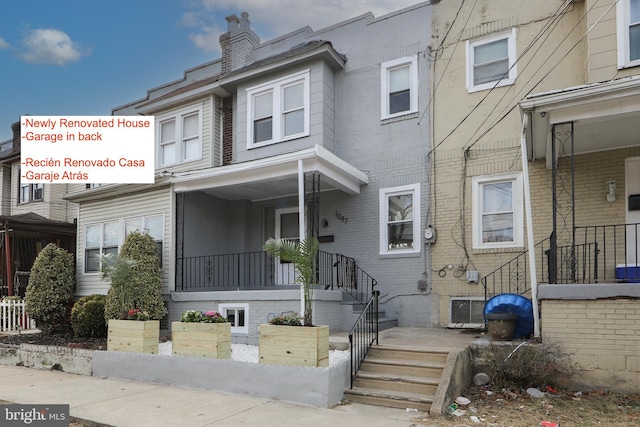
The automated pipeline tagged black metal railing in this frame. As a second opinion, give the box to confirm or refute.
[482,238,550,300]
[482,223,640,298]
[348,290,379,388]
[177,250,377,303]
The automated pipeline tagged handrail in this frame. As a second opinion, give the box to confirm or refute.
[348,290,379,389]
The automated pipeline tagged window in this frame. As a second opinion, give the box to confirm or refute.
[466,29,517,92]
[219,303,248,334]
[86,183,100,189]
[246,70,310,148]
[472,173,523,249]
[617,0,640,68]
[85,221,119,272]
[381,57,418,119]
[19,182,43,204]
[449,297,485,327]
[157,105,202,167]
[379,183,421,255]
[125,214,164,266]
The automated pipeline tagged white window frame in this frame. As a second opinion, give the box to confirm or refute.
[617,0,640,69]
[156,104,203,167]
[379,183,421,255]
[246,70,310,149]
[219,303,249,334]
[472,172,524,249]
[124,214,164,267]
[19,182,43,204]
[380,56,419,119]
[84,221,119,273]
[466,28,517,93]
[449,296,486,328]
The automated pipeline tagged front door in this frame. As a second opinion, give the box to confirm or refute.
[626,157,640,264]
[274,207,299,285]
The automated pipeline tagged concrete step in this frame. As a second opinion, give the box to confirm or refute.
[343,387,434,412]
[359,358,445,378]
[367,345,449,364]
[352,373,439,395]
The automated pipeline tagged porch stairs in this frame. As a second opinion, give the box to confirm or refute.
[343,345,448,412]
[340,292,398,331]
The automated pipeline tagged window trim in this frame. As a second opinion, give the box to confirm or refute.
[246,70,310,149]
[472,172,524,249]
[380,56,419,120]
[379,183,421,256]
[156,104,203,167]
[466,28,517,93]
[617,0,640,69]
[219,303,249,334]
[449,296,486,328]
[84,220,119,273]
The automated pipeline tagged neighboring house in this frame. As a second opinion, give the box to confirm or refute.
[0,121,77,297]
[65,3,434,343]
[429,0,640,391]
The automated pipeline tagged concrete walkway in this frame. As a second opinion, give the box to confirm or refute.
[0,365,434,427]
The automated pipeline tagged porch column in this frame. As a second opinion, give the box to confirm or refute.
[298,159,306,320]
[4,223,12,297]
[521,116,540,338]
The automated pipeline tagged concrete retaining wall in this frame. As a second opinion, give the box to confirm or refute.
[0,344,93,375]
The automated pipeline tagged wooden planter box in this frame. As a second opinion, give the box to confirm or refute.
[171,322,231,359]
[107,319,159,354]
[259,324,329,367]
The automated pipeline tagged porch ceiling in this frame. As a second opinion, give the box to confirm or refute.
[520,76,640,168]
[171,145,369,201]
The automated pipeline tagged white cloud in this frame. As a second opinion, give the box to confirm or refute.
[184,0,419,52]
[0,37,10,50]
[20,28,86,65]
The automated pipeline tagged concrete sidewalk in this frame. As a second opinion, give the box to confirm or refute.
[0,365,433,427]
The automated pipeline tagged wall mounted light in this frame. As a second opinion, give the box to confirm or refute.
[606,179,616,202]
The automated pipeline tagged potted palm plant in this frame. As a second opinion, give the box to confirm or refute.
[260,236,329,367]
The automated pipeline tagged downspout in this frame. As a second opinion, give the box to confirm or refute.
[297,159,306,321]
[4,222,12,296]
[521,113,540,338]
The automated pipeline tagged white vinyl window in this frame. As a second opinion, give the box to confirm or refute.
[246,70,310,148]
[466,29,517,92]
[85,221,119,273]
[472,173,523,249]
[19,182,43,204]
[449,297,485,327]
[157,105,202,167]
[219,303,248,334]
[381,57,418,119]
[617,0,640,68]
[125,214,164,267]
[379,183,421,255]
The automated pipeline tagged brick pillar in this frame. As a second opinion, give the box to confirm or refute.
[222,98,233,165]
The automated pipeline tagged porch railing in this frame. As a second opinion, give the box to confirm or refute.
[348,290,379,388]
[0,299,36,332]
[177,250,377,304]
[482,223,640,298]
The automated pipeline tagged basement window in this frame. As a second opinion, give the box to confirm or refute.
[449,297,485,328]
[219,303,248,334]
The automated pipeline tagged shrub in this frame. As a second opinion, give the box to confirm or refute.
[25,243,75,335]
[180,310,228,323]
[71,294,107,338]
[486,340,575,389]
[103,231,166,321]
[269,312,302,326]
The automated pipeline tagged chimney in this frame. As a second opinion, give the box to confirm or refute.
[11,120,20,150]
[219,12,260,74]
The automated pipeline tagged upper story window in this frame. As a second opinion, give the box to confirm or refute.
[379,183,421,256]
[472,173,523,249]
[246,70,310,148]
[380,57,418,119]
[466,29,517,93]
[19,182,43,204]
[617,0,640,68]
[125,214,164,267]
[157,105,202,167]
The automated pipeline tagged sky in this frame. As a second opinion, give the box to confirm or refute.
[0,0,421,142]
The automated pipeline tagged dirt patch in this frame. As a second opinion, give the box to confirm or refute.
[0,331,107,350]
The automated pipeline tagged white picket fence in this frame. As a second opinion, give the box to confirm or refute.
[0,299,36,332]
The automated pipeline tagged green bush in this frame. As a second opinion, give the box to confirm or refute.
[25,243,75,335]
[71,294,107,338]
[104,231,166,321]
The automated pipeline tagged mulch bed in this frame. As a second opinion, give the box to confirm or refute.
[0,332,107,350]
